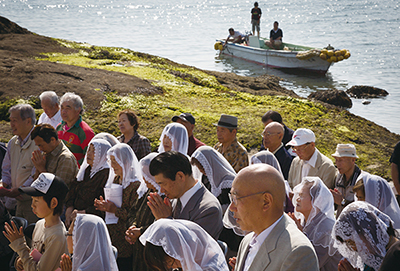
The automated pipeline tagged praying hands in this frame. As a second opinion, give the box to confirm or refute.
[147,192,172,220]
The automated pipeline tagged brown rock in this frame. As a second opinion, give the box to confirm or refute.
[308,89,352,108]
[346,85,389,99]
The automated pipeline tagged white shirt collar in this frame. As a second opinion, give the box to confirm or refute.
[304,148,318,168]
[179,180,202,210]
[269,142,283,154]
[244,215,284,271]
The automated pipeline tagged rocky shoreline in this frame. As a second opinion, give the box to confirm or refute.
[0,16,399,180]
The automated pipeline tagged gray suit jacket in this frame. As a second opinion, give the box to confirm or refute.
[288,148,337,189]
[173,184,223,240]
[235,214,319,271]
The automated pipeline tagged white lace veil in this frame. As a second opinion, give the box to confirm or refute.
[72,214,118,271]
[139,152,161,194]
[92,132,120,146]
[292,177,337,255]
[77,139,112,181]
[106,143,148,198]
[357,172,400,229]
[139,219,229,271]
[191,146,236,198]
[332,201,393,271]
[157,122,189,155]
[250,150,292,196]
[222,208,250,237]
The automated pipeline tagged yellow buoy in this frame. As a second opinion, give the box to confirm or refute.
[330,56,338,62]
[327,50,334,57]
[214,42,222,50]
[340,49,347,55]
[319,53,328,60]
[344,51,351,59]
[335,50,342,57]
[321,49,328,55]
[338,56,344,61]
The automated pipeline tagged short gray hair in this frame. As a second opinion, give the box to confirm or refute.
[9,104,36,125]
[60,92,84,113]
[39,91,59,107]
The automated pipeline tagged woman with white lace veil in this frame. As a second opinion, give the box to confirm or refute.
[289,176,342,271]
[92,132,120,146]
[125,152,159,271]
[158,122,189,155]
[353,172,400,229]
[139,218,229,271]
[250,150,294,213]
[94,143,147,270]
[333,201,398,271]
[60,214,118,271]
[65,139,112,227]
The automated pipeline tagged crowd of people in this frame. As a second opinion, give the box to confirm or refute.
[0,90,399,271]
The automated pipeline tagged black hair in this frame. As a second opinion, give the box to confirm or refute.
[228,28,234,32]
[143,242,169,271]
[118,109,140,131]
[261,110,283,124]
[254,2,258,6]
[149,151,192,180]
[31,124,58,143]
[41,183,68,216]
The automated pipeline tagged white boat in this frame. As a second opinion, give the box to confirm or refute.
[216,36,335,74]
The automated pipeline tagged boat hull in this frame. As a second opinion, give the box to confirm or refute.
[220,42,332,74]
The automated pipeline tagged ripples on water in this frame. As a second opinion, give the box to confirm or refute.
[1,0,399,134]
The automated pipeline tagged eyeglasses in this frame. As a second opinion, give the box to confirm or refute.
[261,131,280,138]
[292,143,310,152]
[228,191,268,205]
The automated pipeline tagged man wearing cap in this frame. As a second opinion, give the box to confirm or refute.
[261,122,293,180]
[287,128,337,189]
[330,144,363,217]
[213,114,249,173]
[172,113,205,156]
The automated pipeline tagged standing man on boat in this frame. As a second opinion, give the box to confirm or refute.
[224,28,246,46]
[251,2,262,37]
[265,21,283,49]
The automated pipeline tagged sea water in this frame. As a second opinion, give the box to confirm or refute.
[1,0,399,134]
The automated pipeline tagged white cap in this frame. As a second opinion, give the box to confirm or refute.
[286,128,315,146]
[332,144,359,158]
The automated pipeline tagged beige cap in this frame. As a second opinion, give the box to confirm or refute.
[332,144,359,158]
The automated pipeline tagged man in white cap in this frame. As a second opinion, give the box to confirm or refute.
[213,114,248,173]
[330,144,362,218]
[287,128,337,189]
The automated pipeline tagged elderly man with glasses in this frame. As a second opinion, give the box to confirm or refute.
[286,128,337,189]
[228,164,318,271]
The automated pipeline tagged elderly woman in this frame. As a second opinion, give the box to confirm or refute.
[117,109,151,160]
[289,177,342,271]
[65,138,112,227]
[93,132,120,146]
[139,219,229,271]
[333,201,398,271]
[158,122,189,155]
[125,152,159,271]
[353,172,400,229]
[60,214,118,271]
[94,143,147,271]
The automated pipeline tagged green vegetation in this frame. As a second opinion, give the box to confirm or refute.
[7,38,392,181]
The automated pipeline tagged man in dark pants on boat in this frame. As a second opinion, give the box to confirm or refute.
[265,21,283,49]
[224,28,245,46]
[251,2,262,37]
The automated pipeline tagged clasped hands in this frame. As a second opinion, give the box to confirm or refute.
[147,192,172,220]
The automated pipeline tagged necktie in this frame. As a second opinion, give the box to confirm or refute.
[173,199,182,218]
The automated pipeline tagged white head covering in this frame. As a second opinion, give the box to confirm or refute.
[139,152,161,193]
[357,172,400,229]
[292,177,337,254]
[106,143,148,198]
[139,219,229,271]
[191,146,236,197]
[77,139,112,181]
[92,132,120,146]
[250,150,292,196]
[72,214,118,271]
[332,201,393,271]
[222,208,250,237]
[158,122,189,155]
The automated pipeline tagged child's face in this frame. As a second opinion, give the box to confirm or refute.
[31,196,52,219]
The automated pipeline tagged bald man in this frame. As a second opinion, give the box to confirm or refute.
[230,164,318,271]
[262,122,293,179]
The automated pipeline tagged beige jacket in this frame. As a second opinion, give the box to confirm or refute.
[288,148,337,189]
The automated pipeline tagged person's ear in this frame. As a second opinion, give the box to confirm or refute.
[175,171,186,183]
[50,197,58,209]
[262,192,273,211]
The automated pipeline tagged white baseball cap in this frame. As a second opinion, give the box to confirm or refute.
[286,128,315,146]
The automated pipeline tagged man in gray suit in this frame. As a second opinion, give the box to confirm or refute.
[147,151,223,240]
[229,164,318,271]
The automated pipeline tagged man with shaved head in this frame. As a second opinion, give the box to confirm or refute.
[229,164,318,271]
[262,122,293,179]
